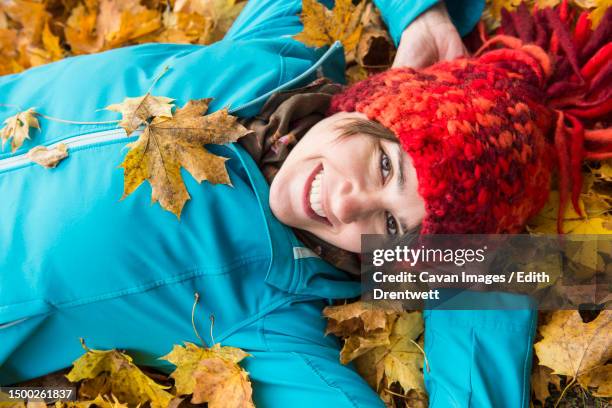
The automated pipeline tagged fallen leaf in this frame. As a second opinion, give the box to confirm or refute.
[192,354,254,408]
[352,312,425,395]
[578,364,612,397]
[119,98,251,217]
[590,160,612,182]
[527,190,612,234]
[531,365,561,404]
[173,0,245,44]
[340,330,391,364]
[65,342,177,408]
[294,0,365,54]
[1,108,40,152]
[161,342,254,408]
[355,3,394,67]
[534,310,612,383]
[65,0,162,54]
[27,143,68,168]
[380,312,425,394]
[106,94,174,135]
[55,394,130,408]
[324,300,398,336]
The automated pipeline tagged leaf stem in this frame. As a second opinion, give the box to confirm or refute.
[191,293,207,348]
[147,65,171,95]
[383,388,409,399]
[209,314,216,346]
[409,338,430,373]
[79,337,91,352]
[555,376,576,408]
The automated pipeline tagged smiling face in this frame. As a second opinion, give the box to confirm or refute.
[269,111,426,253]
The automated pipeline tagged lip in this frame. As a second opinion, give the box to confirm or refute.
[303,163,332,227]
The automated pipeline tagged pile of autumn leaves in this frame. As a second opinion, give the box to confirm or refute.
[0,0,246,76]
[1,0,611,407]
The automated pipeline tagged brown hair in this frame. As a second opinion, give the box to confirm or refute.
[334,117,397,142]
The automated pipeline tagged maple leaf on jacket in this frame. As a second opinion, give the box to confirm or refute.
[0,108,40,152]
[119,98,251,218]
[162,342,254,408]
[106,94,174,135]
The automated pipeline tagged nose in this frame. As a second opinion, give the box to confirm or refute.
[332,179,378,224]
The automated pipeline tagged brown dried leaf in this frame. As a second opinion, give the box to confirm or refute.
[65,343,177,408]
[293,0,365,54]
[578,364,612,397]
[355,3,394,67]
[65,0,162,54]
[323,300,398,336]
[1,108,40,152]
[119,98,251,218]
[531,365,560,404]
[173,0,245,44]
[534,310,612,381]
[27,143,68,168]
[161,342,254,408]
[353,312,425,396]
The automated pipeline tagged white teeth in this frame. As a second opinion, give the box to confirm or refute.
[309,170,326,218]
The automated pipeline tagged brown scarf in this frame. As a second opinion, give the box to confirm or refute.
[239,78,360,275]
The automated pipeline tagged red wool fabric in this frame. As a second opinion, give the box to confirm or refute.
[329,3,611,234]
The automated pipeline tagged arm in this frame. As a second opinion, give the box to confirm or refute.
[374,0,484,46]
[374,0,485,68]
[225,0,483,48]
[224,0,303,41]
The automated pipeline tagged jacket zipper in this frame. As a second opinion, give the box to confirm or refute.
[0,128,132,171]
[0,41,343,172]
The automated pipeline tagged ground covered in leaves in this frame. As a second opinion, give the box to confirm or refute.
[0,0,611,407]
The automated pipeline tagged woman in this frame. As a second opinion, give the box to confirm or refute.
[2,0,608,406]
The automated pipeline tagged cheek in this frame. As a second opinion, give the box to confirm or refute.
[323,223,369,253]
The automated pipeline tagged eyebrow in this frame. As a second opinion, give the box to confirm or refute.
[395,144,409,234]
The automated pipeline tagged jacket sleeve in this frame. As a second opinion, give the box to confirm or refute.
[373,0,485,46]
[223,0,303,41]
[225,0,484,45]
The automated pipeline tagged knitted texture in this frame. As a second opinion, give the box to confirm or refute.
[329,2,611,234]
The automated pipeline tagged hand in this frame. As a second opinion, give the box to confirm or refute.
[392,3,467,69]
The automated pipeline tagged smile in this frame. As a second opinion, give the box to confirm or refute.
[303,164,332,226]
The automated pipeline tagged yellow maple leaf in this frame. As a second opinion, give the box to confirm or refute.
[119,98,251,218]
[65,0,162,54]
[578,364,612,397]
[106,94,175,135]
[294,0,365,53]
[1,108,40,152]
[324,300,399,335]
[353,312,425,397]
[27,143,68,168]
[173,0,246,44]
[161,342,254,408]
[527,190,612,234]
[65,341,177,408]
[534,310,612,382]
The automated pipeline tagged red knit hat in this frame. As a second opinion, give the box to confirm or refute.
[329,3,611,234]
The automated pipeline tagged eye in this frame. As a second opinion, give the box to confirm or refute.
[385,211,398,235]
[380,147,392,181]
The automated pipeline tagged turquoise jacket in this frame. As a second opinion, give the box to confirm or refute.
[0,2,538,408]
